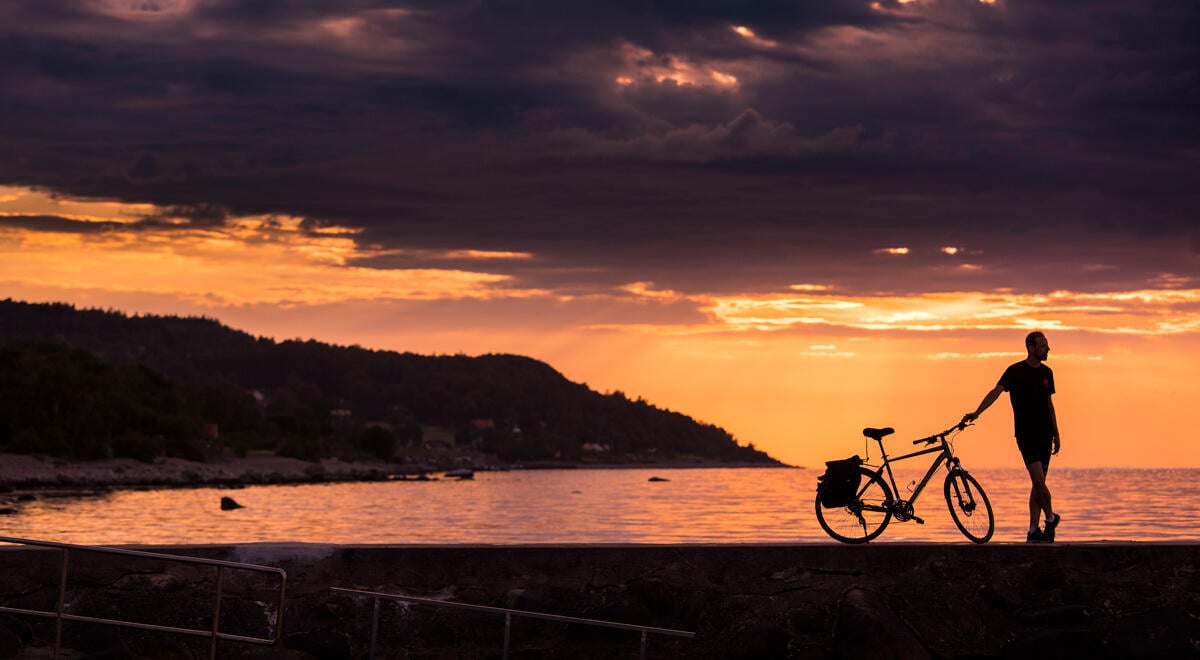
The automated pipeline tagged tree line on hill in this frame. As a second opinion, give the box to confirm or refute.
[0,299,781,466]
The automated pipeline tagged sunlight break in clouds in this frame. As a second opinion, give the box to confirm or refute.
[615,43,739,90]
[0,187,543,307]
[731,25,778,48]
[706,290,1200,337]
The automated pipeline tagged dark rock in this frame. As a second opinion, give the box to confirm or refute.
[980,583,1025,612]
[302,464,325,479]
[0,626,21,660]
[126,637,194,659]
[1108,608,1200,659]
[416,618,460,647]
[627,578,706,629]
[1018,604,1092,627]
[505,588,548,611]
[220,496,244,510]
[788,603,830,633]
[0,615,32,645]
[833,588,931,660]
[63,625,124,658]
[0,508,16,515]
[570,603,653,642]
[113,573,184,592]
[648,476,669,482]
[1023,562,1067,593]
[226,649,315,659]
[310,600,345,621]
[788,640,832,660]
[1002,628,1106,659]
[283,630,350,660]
[731,624,790,660]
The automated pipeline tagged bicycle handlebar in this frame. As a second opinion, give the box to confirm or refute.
[912,421,970,445]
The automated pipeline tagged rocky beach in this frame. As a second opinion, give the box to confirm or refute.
[0,453,399,495]
[0,452,783,502]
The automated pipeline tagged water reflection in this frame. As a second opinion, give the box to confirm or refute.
[2,468,1196,545]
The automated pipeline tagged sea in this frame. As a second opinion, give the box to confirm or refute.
[2,467,1195,546]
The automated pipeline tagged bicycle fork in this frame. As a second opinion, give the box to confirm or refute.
[947,470,977,513]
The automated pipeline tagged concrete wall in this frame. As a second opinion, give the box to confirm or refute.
[1,542,1197,658]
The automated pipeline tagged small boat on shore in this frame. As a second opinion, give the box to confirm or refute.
[445,468,475,480]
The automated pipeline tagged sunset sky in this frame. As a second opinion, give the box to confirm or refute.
[1,1,1197,468]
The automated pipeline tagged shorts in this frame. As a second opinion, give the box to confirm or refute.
[1016,436,1052,468]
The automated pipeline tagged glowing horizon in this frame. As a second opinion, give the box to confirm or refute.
[3,185,1197,469]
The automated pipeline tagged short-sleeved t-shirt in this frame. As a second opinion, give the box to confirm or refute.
[999,361,1055,440]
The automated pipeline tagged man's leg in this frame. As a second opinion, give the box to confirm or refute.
[1026,460,1054,523]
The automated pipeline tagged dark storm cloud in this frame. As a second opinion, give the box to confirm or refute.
[0,215,126,235]
[0,205,230,234]
[0,0,1196,295]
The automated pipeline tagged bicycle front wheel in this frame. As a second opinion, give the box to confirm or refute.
[815,467,893,544]
[944,469,994,543]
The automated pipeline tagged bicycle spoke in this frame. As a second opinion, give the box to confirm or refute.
[816,467,893,544]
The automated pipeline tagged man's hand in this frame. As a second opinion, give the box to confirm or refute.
[961,412,978,425]
[1051,434,1061,455]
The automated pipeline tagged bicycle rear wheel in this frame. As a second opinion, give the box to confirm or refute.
[944,469,994,543]
[815,467,893,544]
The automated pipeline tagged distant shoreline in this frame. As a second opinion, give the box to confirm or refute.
[0,452,791,496]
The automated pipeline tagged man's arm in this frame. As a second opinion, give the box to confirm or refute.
[963,384,1004,424]
[1048,397,1060,455]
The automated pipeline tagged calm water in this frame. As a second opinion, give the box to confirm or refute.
[2,467,1195,545]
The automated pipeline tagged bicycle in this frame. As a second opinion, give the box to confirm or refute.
[815,421,994,544]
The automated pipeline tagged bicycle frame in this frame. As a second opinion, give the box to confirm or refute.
[864,426,965,521]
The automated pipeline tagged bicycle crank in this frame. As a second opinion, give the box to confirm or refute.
[891,500,924,524]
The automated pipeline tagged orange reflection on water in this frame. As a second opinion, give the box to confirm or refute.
[3,468,1196,546]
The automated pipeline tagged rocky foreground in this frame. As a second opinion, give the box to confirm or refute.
[0,542,1197,658]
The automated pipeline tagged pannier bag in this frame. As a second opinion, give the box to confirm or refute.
[818,456,864,508]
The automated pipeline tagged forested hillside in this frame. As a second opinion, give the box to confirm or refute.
[0,300,781,466]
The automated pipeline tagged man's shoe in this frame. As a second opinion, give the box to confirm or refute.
[1026,529,1050,543]
[1044,513,1061,542]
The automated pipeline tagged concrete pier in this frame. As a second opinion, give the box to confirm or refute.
[1,542,1197,658]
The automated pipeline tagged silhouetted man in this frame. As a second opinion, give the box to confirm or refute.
[963,331,1061,543]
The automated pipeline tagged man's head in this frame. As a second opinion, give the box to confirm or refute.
[1025,331,1050,362]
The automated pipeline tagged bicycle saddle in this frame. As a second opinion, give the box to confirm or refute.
[862,427,894,440]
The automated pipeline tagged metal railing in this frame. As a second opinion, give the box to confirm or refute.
[0,535,287,659]
[331,586,695,660]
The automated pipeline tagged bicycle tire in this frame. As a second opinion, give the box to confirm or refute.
[944,469,994,543]
[815,466,893,544]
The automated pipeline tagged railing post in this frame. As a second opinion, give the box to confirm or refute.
[369,597,380,660]
[54,548,69,660]
[503,611,511,660]
[640,629,648,660]
[209,565,225,660]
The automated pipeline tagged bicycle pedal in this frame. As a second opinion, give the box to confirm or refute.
[912,516,925,525]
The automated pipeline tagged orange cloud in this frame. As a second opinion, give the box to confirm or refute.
[0,186,545,307]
